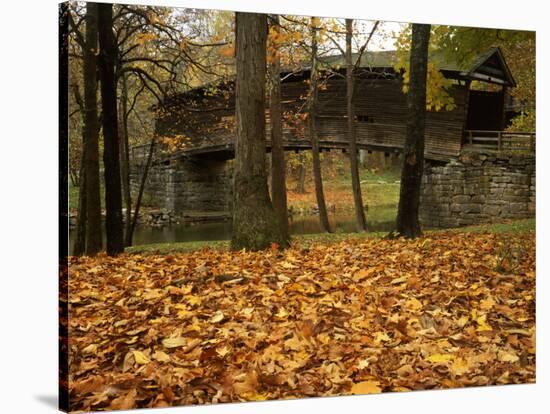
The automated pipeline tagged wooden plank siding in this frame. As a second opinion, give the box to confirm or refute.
[155,76,468,161]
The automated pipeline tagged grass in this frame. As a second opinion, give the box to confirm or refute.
[287,166,401,213]
[69,181,79,210]
[70,180,107,211]
[126,218,535,255]
[438,218,536,235]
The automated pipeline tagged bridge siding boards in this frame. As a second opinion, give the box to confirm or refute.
[156,76,468,161]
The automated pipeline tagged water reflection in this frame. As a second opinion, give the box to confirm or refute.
[69,207,396,254]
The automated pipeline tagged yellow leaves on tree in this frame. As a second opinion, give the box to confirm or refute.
[136,32,157,46]
[394,25,457,112]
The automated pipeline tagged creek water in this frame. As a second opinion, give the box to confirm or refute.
[69,206,396,254]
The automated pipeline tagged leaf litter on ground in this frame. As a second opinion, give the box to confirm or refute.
[67,231,535,411]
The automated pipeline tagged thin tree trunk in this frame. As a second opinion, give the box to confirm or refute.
[128,136,156,246]
[98,3,124,255]
[346,19,367,232]
[296,153,306,193]
[359,149,367,167]
[309,17,331,232]
[70,170,79,187]
[119,72,133,246]
[231,12,285,251]
[83,2,102,255]
[396,23,431,238]
[269,15,290,246]
[71,83,87,256]
[73,160,87,256]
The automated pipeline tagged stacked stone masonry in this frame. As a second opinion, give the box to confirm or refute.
[130,158,233,214]
[420,151,535,228]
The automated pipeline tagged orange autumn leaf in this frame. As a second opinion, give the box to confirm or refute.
[350,380,382,395]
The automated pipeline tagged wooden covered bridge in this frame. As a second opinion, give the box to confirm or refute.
[139,47,532,161]
[130,47,534,216]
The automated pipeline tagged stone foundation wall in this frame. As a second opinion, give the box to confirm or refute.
[131,158,233,214]
[420,151,535,228]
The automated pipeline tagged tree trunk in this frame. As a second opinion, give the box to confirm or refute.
[296,153,306,193]
[269,15,290,246]
[359,149,367,168]
[73,160,87,256]
[231,12,285,251]
[98,3,124,255]
[396,23,431,238]
[70,82,87,256]
[82,2,102,255]
[69,170,79,187]
[128,136,156,246]
[119,72,133,246]
[346,19,367,232]
[309,17,331,232]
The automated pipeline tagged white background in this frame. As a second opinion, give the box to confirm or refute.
[0,0,547,413]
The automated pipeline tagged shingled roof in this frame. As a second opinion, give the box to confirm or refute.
[316,47,515,86]
[160,47,515,108]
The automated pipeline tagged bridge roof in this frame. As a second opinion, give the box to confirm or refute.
[314,47,515,86]
[160,47,514,109]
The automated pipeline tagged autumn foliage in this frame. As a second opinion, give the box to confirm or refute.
[67,232,535,411]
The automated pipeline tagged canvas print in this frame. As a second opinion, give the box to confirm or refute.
[59,1,536,412]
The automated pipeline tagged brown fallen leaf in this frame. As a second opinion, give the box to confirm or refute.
[72,376,105,395]
[110,389,137,410]
[396,364,414,377]
[353,268,375,282]
[81,344,98,355]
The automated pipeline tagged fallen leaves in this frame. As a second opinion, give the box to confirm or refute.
[67,232,535,411]
[132,350,151,365]
[404,297,423,311]
[426,353,454,364]
[450,357,470,376]
[152,350,171,363]
[209,310,225,324]
[110,389,137,411]
[498,350,520,363]
[475,314,493,332]
[350,380,382,395]
[161,337,187,349]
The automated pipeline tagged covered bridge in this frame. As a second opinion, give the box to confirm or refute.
[150,47,520,163]
[131,47,533,218]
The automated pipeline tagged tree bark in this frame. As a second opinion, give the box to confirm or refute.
[128,136,156,246]
[346,19,367,232]
[119,72,133,246]
[359,149,367,168]
[70,170,79,187]
[98,3,124,255]
[296,156,306,193]
[83,2,102,255]
[73,160,87,256]
[269,15,290,246]
[71,83,87,256]
[396,23,431,238]
[231,12,286,251]
[309,17,331,232]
